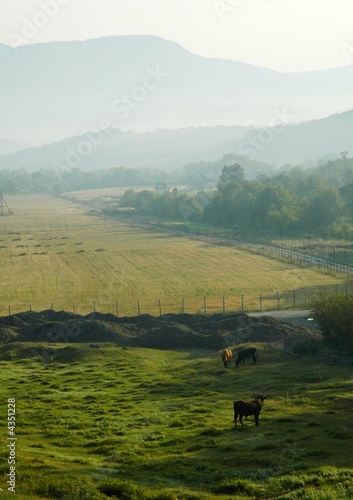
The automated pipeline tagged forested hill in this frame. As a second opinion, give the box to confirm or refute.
[0,110,352,172]
[239,109,353,164]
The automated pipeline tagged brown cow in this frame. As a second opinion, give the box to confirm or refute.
[221,348,232,368]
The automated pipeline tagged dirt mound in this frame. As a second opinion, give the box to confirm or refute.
[0,310,320,350]
[232,321,321,345]
[0,324,18,343]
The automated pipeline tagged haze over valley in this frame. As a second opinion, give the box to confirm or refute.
[0,35,352,172]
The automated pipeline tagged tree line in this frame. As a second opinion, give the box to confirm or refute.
[0,166,167,196]
[118,154,353,239]
[2,152,353,238]
[0,153,293,195]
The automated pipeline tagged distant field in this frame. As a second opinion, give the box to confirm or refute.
[65,186,155,201]
[0,194,346,315]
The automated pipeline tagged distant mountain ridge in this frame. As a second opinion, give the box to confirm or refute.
[237,109,353,164]
[0,125,252,171]
[0,110,352,171]
[1,35,353,146]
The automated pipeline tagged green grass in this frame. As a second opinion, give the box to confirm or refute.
[0,195,345,315]
[0,343,352,498]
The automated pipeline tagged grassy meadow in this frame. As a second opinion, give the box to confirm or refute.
[0,343,352,499]
[0,194,346,316]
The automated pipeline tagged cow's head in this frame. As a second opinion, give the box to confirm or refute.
[254,395,266,403]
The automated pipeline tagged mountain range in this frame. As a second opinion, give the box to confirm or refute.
[2,36,353,141]
[0,35,352,170]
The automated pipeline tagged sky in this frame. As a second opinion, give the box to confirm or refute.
[0,0,353,72]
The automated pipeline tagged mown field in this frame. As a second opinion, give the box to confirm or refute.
[0,343,352,499]
[0,195,346,316]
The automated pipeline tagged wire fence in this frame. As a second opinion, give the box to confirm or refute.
[113,216,353,276]
[2,283,352,318]
[0,221,111,234]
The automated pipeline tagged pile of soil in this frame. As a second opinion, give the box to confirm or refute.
[0,309,321,350]
[0,324,18,343]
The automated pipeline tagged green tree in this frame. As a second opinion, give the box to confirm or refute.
[339,182,353,219]
[250,184,297,231]
[217,163,244,191]
[310,293,353,354]
[299,185,342,231]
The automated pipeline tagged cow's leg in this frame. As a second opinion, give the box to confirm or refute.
[234,411,238,426]
[239,414,244,426]
[254,413,259,426]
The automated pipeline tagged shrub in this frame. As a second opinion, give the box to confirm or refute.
[98,479,140,499]
[293,339,318,355]
[310,294,353,355]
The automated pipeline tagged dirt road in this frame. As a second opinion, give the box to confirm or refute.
[248,309,318,329]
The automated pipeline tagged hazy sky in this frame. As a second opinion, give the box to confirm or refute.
[1,0,353,72]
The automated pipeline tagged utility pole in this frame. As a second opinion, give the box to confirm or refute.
[0,194,13,215]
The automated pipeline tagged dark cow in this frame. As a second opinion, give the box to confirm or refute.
[233,395,267,426]
[221,348,232,368]
[89,343,100,349]
[235,347,258,367]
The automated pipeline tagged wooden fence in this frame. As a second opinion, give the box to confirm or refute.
[2,283,352,318]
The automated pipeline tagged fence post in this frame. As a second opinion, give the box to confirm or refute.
[293,290,296,309]
[93,301,95,313]
[276,291,280,310]
[204,296,207,314]
[259,293,263,312]
[8,305,10,316]
[241,294,244,312]
[304,288,307,308]
[158,299,162,317]
[181,298,185,314]
[138,300,141,315]
[222,295,225,313]
[115,300,119,317]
